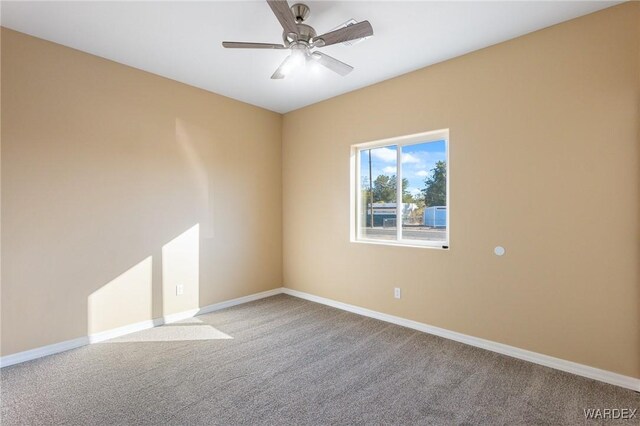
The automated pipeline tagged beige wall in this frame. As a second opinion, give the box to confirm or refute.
[2,3,639,379]
[1,28,283,355]
[282,3,640,378]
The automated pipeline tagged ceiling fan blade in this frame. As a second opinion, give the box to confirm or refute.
[271,55,294,79]
[314,21,373,47]
[222,41,286,49]
[311,52,353,76]
[266,0,299,37]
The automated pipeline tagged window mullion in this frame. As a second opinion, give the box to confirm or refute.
[396,146,402,241]
[355,149,361,240]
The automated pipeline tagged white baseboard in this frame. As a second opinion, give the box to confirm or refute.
[196,287,284,316]
[3,286,638,392]
[163,310,200,325]
[0,336,91,369]
[88,318,165,344]
[282,288,640,392]
[0,287,285,368]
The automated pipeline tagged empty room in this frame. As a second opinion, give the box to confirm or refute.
[1,0,639,424]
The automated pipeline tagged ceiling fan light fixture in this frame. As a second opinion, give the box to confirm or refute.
[282,45,308,75]
[280,57,298,76]
[223,1,374,79]
[280,60,294,76]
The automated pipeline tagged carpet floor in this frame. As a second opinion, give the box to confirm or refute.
[1,294,638,425]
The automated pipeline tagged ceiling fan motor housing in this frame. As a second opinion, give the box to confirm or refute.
[283,23,316,45]
[283,4,315,45]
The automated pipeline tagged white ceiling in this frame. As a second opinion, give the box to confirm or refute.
[1,1,621,113]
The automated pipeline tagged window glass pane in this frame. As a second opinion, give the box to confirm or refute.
[359,145,398,241]
[400,140,447,243]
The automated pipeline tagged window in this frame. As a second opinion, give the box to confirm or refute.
[351,129,449,248]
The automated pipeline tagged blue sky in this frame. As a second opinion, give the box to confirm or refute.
[360,140,446,196]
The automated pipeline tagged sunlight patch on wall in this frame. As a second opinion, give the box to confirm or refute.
[88,256,153,334]
[106,317,232,342]
[163,224,200,316]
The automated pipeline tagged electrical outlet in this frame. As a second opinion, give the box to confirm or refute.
[394,287,401,299]
[176,284,184,296]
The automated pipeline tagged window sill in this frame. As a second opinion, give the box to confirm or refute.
[350,239,449,250]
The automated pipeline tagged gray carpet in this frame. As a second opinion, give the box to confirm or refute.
[1,294,638,425]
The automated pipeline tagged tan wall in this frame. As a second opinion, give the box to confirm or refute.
[1,28,283,355]
[1,3,639,378]
[282,3,640,378]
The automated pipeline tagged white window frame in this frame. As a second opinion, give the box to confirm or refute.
[350,129,450,249]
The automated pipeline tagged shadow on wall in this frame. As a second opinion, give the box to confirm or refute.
[87,224,220,341]
[83,119,228,343]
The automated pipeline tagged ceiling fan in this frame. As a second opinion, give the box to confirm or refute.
[222,0,373,79]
